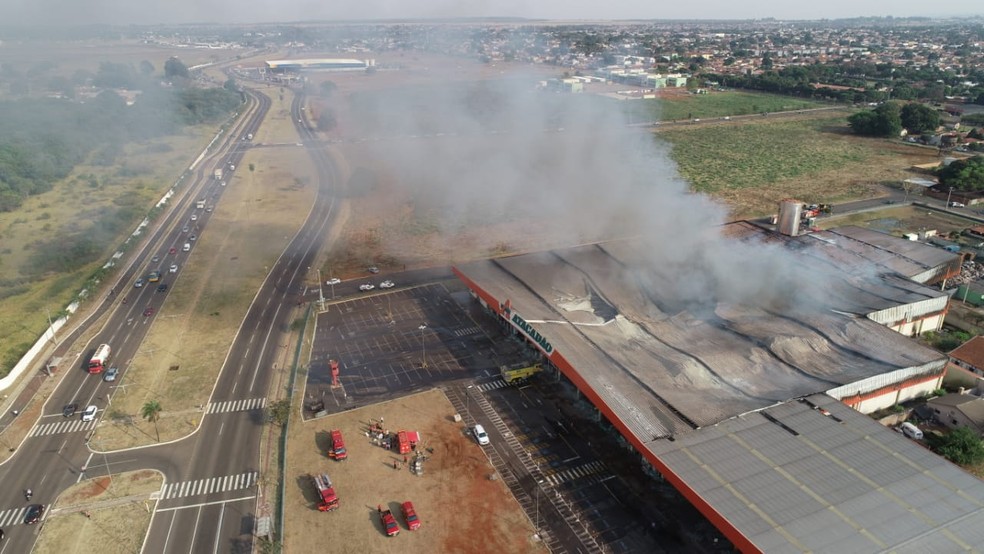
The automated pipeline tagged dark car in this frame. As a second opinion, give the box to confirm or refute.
[143,306,155,317]
[62,403,79,418]
[156,283,168,293]
[24,504,45,525]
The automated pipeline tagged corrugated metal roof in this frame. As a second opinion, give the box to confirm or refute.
[651,395,984,552]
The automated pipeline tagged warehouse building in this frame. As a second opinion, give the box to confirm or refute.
[452,224,982,552]
[264,58,375,73]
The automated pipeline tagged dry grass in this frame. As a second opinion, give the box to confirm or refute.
[283,389,545,554]
[35,470,162,554]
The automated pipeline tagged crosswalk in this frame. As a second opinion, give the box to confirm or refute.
[159,471,258,500]
[453,326,481,337]
[477,378,508,392]
[543,460,608,487]
[0,506,36,527]
[206,397,266,414]
[30,418,97,437]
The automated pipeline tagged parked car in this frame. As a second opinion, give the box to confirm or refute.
[24,504,45,525]
[103,366,119,382]
[380,280,395,289]
[134,278,145,288]
[62,403,79,418]
[378,506,400,537]
[950,202,966,208]
[81,405,98,422]
[326,277,341,285]
[359,283,375,291]
[401,501,421,530]
[473,424,490,445]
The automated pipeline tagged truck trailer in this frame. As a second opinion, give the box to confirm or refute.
[213,168,223,180]
[88,344,111,374]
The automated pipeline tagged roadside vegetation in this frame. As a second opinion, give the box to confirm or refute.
[627,90,824,122]
[0,59,241,378]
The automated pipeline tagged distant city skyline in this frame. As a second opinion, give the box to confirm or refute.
[0,0,981,27]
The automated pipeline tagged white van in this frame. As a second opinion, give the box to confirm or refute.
[182,243,191,252]
[898,422,923,440]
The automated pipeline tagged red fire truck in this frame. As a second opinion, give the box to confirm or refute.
[328,429,348,461]
[313,473,339,512]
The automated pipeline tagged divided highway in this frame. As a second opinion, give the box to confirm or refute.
[0,84,341,553]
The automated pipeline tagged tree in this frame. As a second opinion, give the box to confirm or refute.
[164,57,189,80]
[928,426,984,466]
[223,77,238,92]
[938,156,984,191]
[761,54,773,70]
[900,103,941,133]
[267,399,290,426]
[848,102,902,137]
[141,400,162,442]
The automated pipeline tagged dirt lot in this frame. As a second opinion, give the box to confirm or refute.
[284,389,544,554]
[35,469,162,554]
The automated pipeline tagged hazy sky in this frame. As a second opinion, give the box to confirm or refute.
[1,0,981,26]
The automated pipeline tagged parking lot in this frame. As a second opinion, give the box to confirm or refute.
[303,279,723,553]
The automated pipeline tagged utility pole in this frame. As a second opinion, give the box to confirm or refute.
[317,268,325,310]
[45,306,57,345]
[418,324,427,368]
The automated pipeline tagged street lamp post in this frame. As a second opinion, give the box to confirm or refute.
[418,324,427,368]
[317,269,325,310]
[947,187,954,207]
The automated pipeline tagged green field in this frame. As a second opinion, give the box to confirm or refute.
[658,116,870,193]
[629,91,826,122]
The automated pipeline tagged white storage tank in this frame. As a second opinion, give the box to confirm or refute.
[777,199,803,236]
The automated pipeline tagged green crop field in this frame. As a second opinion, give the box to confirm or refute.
[628,91,826,122]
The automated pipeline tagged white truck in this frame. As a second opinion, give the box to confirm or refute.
[196,199,206,209]
[213,168,223,180]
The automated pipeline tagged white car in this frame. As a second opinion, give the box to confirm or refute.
[81,405,98,422]
[380,280,395,289]
[326,277,341,285]
[169,264,179,273]
[190,214,198,221]
[359,283,375,291]
[473,424,490,446]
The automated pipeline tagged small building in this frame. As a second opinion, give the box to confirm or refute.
[948,335,984,376]
[924,393,984,436]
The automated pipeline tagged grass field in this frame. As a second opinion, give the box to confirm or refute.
[656,114,941,219]
[629,90,825,122]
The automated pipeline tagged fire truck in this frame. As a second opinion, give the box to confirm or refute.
[500,362,543,385]
[378,505,400,536]
[328,429,348,461]
[88,344,111,374]
[313,473,339,512]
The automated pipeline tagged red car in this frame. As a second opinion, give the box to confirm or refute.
[401,501,421,530]
[143,306,155,317]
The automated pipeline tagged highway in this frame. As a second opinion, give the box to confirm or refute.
[0,84,312,553]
